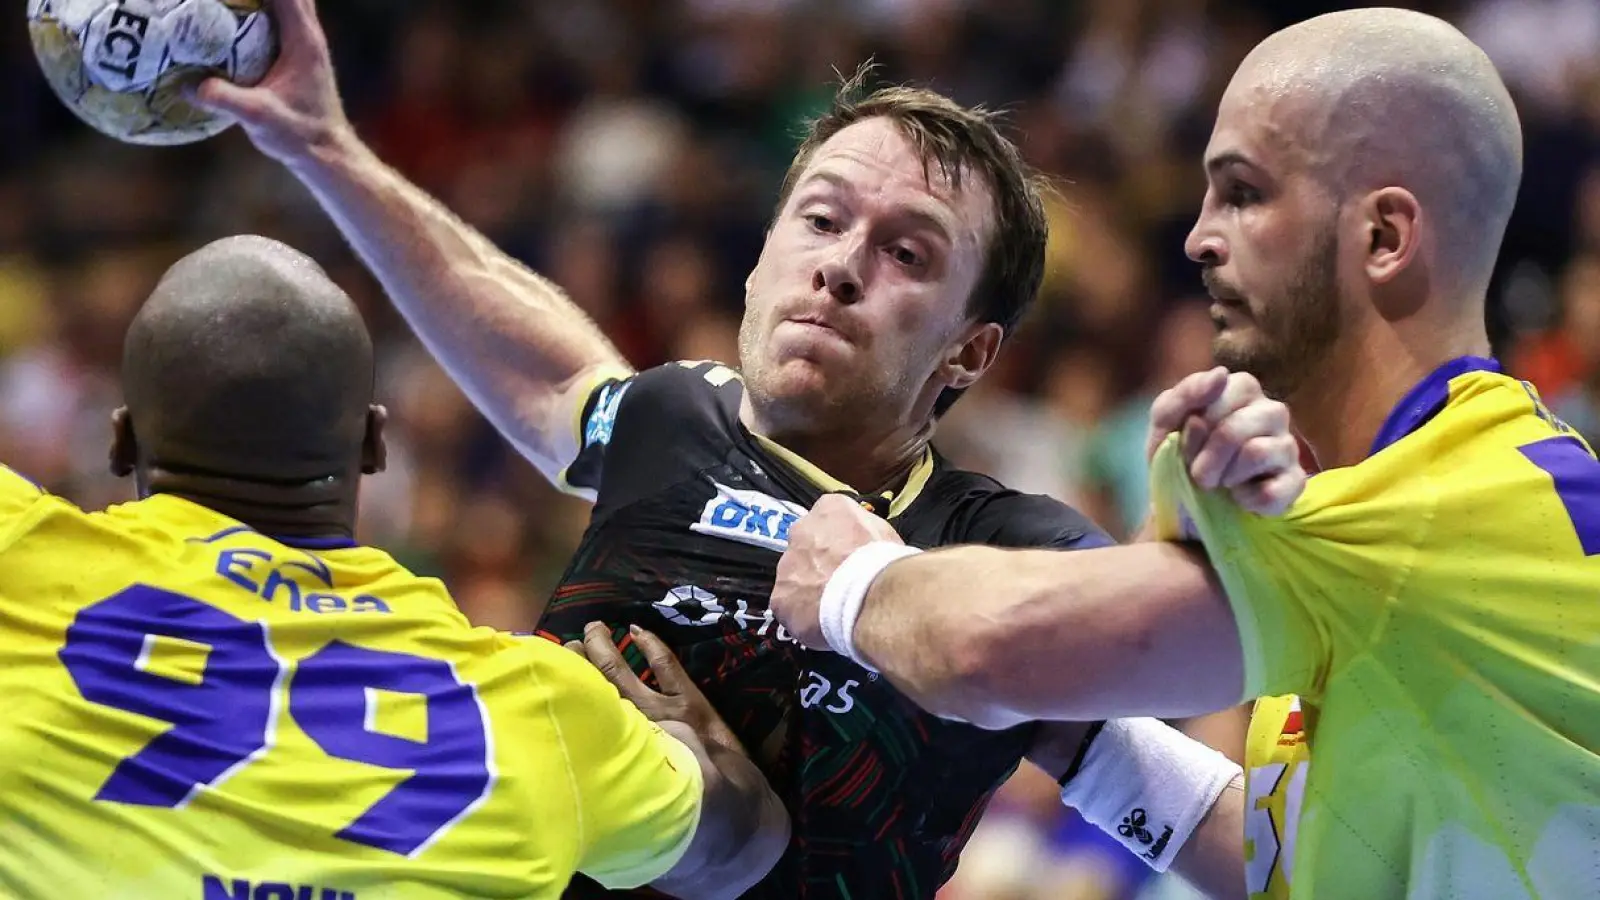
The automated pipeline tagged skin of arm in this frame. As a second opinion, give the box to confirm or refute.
[287,133,629,481]
[853,542,1246,729]
[650,720,792,900]
[575,625,791,899]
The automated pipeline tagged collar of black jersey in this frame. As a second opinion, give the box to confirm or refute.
[715,371,935,518]
[749,431,934,519]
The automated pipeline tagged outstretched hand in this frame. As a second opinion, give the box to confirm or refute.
[571,622,745,756]
[1147,367,1305,516]
[190,0,351,163]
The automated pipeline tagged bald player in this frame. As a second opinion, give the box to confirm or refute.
[772,9,1600,899]
[0,236,789,898]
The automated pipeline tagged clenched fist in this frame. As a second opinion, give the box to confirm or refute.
[770,494,903,651]
[1148,367,1306,516]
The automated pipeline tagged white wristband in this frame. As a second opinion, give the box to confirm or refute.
[1059,718,1242,872]
[816,542,924,672]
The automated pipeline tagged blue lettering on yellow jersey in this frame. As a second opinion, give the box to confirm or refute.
[0,477,702,898]
[1153,357,1600,900]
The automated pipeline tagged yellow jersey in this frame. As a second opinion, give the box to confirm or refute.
[0,468,702,899]
[1153,357,1600,900]
[1242,695,1310,899]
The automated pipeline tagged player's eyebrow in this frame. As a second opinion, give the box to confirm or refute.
[797,170,956,245]
[1205,150,1263,177]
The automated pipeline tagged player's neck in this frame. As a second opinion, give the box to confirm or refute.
[1289,323,1491,470]
[739,398,929,497]
[141,467,358,542]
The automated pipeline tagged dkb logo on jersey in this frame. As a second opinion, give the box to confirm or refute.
[691,482,808,552]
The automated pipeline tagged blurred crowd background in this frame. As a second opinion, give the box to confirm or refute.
[2,0,1597,897]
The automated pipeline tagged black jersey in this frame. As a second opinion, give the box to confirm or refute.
[543,361,1112,900]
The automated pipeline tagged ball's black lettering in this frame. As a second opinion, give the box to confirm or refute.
[97,7,151,81]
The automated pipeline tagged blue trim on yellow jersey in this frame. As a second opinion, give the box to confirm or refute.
[276,534,360,550]
[1369,355,1502,457]
[188,526,255,544]
[186,524,359,551]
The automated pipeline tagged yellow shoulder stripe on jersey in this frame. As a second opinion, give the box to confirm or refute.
[565,363,637,449]
[555,362,637,500]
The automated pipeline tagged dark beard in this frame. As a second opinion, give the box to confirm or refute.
[1213,228,1342,400]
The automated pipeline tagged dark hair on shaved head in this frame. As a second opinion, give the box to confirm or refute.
[122,235,374,483]
[775,64,1050,416]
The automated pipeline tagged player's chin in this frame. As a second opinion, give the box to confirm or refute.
[1211,330,1264,374]
[757,358,857,409]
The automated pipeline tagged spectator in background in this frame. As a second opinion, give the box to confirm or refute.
[1550,256,1600,446]
[1082,300,1216,538]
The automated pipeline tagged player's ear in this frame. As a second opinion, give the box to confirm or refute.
[109,407,136,478]
[1363,186,1422,287]
[361,404,388,475]
[942,321,1004,392]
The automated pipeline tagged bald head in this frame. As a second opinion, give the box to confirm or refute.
[121,236,375,484]
[1229,7,1522,297]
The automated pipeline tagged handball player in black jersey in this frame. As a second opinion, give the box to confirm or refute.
[203,16,1247,895]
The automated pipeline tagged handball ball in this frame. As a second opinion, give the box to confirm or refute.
[28,0,277,146]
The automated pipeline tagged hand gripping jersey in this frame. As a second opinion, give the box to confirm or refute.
[0,469,702,899]
[1152,357,1600,900]
[548,361,1112,900]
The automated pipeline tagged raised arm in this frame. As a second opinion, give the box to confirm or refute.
[196,0,627,479]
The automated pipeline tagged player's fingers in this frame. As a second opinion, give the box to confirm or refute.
[1181,416,1212,467]
[191,77,268,119]
[1218,434,1300,488]
[563,640,585,657]
[1189,400,1290,488]
[1201,372,1267,425]
[1231,468,1306,517]
[273,0,329,48]
[628,626,695,697]
[1147,367,1228,458]
[581,622,650,699]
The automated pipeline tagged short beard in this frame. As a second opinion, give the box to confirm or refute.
[1214,226,1342,400]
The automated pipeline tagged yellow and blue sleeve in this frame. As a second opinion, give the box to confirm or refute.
[536,647,703,889]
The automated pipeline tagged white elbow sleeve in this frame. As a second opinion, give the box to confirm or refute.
[1058,717,1241,872]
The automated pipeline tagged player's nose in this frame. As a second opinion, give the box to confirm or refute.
[813,239,865,305]
[1185,212,1228,266]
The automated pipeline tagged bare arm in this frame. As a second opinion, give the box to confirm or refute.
[853,542,1245,728]
[197,0,627,481]
[576,625,790,898]
[1169,775,1248,899]
[650,721,791,900]
[287,135,627,475]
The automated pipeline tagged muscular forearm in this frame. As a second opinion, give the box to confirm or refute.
[1170,776,1247,899]
[652,724,790,899]
[852,542,1244,726]
[288,130,627,475]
